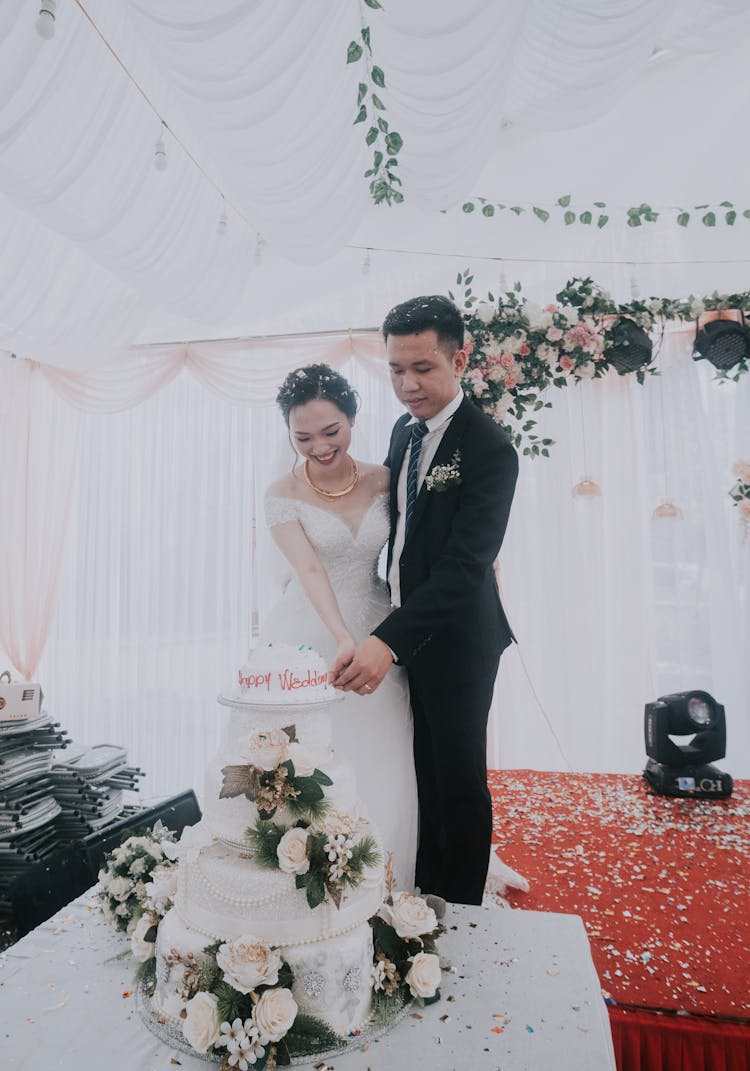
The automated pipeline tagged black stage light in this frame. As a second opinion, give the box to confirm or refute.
[643,690,733,799]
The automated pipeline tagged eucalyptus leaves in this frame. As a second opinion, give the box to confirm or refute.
[461,193,750,229]
[347,0,404,205]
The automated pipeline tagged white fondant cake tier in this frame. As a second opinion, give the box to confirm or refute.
[154,907,375,1035]
[175,836,384,946]
[232,643,335,704]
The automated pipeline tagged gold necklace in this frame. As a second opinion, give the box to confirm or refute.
[304,456,359,499]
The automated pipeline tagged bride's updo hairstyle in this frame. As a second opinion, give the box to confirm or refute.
[276,364,359,425]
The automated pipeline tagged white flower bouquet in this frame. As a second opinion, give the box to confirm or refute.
[98,820,179,941]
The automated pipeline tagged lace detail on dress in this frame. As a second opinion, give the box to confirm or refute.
[264,495,301,528]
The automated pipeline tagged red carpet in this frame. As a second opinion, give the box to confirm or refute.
[488,770,750,1070]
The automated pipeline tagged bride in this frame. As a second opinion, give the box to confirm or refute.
[259,363,418,891]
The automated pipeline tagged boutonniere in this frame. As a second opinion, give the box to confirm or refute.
[425,450,462,492]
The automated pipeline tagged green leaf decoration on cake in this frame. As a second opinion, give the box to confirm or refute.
[283,1014,347,1056]
[134,957,156,993]
[245,818,286,868]
[343,836,380,884]
[325,880,343,909]
[220,764,262,801]
[213,981,254,1024]
[372,916,408,964]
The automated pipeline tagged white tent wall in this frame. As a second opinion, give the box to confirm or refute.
[1,1,750,793]
[19,344,749,797]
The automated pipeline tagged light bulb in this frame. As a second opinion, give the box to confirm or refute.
[36,0,56,39]
[154,137,167,171]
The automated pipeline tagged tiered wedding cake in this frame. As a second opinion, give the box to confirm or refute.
[153,643,386,1036]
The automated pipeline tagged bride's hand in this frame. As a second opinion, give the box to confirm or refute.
[330,635,356,682]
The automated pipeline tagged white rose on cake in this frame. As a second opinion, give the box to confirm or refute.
[216,939,282,994]
[286,741,317,776]
[276,827,310,875]
[247,728,290,771]
[130,913,157,962]
[182,991,221,1053]
[253,987,298,1043]
[379,891,438,939]
[405,952,441,999]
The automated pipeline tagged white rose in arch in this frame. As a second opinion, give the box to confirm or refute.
[247,728,290,771]
[286,742,317,777]
[130,913,157,962]
[405,952,441,999]
[216,939,282,995]
[253,987,298,1043]
[378,891,438,939]
[182,991,221,1053]
[276,827,311,876]
[577,361,596,380]
[475,302,496,324]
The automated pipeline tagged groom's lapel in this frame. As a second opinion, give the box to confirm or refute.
[404,396,470,544]
[389,418,412,534]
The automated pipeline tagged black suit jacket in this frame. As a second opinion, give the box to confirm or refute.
[373,396,518,685]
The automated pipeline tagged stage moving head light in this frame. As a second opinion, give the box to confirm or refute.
[643,690,733,799]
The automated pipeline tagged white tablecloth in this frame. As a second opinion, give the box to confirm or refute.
[0,893,616,1071]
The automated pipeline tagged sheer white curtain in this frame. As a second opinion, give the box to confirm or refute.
[30,337,750,798]
[493,328,750,778]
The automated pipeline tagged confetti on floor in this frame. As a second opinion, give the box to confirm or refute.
[488,769,750,1020]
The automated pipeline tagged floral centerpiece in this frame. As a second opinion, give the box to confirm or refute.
[246,808,380,910]
[97,819,179,960]
[370,886,445,1016]
[220,724,333,822]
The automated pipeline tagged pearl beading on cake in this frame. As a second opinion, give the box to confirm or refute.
[194,855,294,910]
[174,899,371,948]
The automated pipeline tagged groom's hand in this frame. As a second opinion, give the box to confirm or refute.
[332,636,393,694]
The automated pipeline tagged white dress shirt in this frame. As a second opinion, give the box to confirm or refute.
[388,387,464,607]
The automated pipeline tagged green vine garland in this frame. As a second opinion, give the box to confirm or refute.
[460,194,750,229]
[347,0,404,205]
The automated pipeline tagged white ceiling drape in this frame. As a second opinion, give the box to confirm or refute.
[2,1,750,367]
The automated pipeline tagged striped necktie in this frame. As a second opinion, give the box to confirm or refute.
[405,421,429,537]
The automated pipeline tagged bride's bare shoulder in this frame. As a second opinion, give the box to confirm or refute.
[265,471,304,500]
[356,461,390,495]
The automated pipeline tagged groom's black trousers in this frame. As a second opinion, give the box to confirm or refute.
[408,654,500,906]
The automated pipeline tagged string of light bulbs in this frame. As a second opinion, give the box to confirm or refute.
[35,0,261,245]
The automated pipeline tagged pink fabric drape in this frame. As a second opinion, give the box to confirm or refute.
[0,332,387,680]
[0,357,81,680]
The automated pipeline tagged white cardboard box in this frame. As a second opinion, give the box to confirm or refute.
[0,674,43,722]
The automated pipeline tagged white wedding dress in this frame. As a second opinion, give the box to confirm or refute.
[261,491,418,892]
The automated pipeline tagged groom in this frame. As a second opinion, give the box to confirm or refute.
[332,294,518,905]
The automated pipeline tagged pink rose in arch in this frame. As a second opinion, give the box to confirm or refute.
[517,342,531,357]
[544,304,560,314]
[503,373,518,389]
[464,337,475,357]
[559,355,574,372]
[546,327,564,342]
[499,352,515,370]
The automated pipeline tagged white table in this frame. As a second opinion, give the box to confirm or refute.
[0,894,616,1071]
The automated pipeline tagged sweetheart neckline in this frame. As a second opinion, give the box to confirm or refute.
[268,491,388,542]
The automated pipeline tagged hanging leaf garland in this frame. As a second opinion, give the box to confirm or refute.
[346,1,404,205]
[460,194,750,229]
